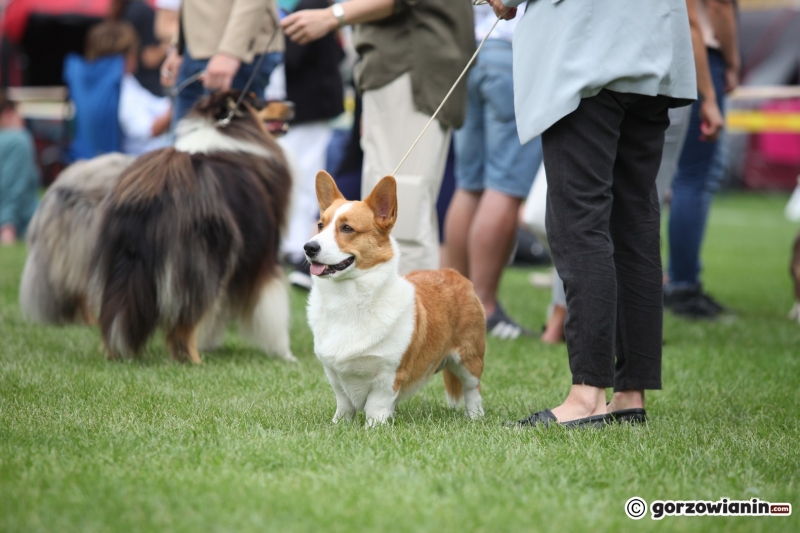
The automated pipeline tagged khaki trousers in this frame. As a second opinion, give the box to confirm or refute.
[361,73,451,274]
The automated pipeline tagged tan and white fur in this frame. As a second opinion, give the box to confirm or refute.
[306,172,486,427]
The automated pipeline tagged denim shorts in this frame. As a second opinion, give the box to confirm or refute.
[454,40,542,199]
[173,48,282,124]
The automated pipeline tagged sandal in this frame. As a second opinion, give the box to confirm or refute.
[506,408,614,429]
[608,407,647,424]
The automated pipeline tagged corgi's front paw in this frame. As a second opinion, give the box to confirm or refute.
[465,405,485,419]
[365,414,393,428]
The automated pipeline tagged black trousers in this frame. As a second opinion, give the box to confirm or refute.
[542,90,671,391]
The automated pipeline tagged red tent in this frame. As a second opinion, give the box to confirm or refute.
[3,0,111,44]
[1,0,155,86]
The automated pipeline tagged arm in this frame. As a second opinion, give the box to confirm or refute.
[281,0,394,46]
[706,0,739,93]
[206,0,280,91]
[687,0,724,141]
[119,83,170,143]
[141,43,169,70]
[151,109,173,137]
[155,8,179,45]
[160,46,183,88]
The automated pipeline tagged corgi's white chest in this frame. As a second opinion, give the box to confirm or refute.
[308,273,416,396]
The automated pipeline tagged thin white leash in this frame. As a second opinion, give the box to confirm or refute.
[169,69,205,98]
[391,1,504,177]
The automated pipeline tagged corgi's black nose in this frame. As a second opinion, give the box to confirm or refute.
[304,241,321,258]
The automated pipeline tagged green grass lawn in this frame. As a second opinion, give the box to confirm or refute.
[1,193,798,532]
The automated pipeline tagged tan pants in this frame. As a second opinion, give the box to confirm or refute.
[361,73,451,275]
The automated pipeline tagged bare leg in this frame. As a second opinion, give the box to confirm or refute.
[606,390,645,412]
[442,189,481,276]
[468,190,523,317]
[541,304,566,344]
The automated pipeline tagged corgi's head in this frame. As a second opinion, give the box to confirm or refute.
[304,171,397,279]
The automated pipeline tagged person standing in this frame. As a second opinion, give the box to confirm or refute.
[487,0,696,426]
[119,0,168,96]
[162,0,284,122]
[281,0,475,274]
[545,0,726,344]
[664,0,739,319]
[0,91,39,246]
[280,0,345,290]
[442,3,542,339]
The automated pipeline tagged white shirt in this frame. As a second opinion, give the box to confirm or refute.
[154,0,181,11]
[119,74,172,156]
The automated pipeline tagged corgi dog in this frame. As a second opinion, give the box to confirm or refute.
[305,171,486,427]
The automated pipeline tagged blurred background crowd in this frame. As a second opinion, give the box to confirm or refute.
[1,0,799,340]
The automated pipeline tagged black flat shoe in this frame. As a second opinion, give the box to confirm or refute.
[609,407,647,424]
[507,408,614,429]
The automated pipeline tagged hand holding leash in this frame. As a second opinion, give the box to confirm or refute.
[481,0,517,21]
[203,53,242,92]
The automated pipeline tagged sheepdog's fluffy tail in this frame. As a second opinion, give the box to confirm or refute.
[93,149,242,358]
[19,153,134,324]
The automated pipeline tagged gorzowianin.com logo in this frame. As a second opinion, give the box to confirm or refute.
[625,496,792,520]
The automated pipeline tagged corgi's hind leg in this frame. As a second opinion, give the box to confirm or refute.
[447,349,484,419]
[240,274,296,362]
[447,364,483,419]
[442,367,463,409]
[166,324,201,364]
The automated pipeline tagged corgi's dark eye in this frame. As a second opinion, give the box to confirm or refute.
[341,224,354,234]
[317,222,323,231]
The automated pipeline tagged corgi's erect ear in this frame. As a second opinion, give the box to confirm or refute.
[365,176,397,232]
[316,171,345,213]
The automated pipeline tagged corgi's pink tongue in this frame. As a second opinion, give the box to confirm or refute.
[310,263,327,276]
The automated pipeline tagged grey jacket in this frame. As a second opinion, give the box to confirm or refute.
[507,0,697,143]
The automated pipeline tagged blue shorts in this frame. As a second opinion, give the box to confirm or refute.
[173,48,282,124]
[454,40,542,199]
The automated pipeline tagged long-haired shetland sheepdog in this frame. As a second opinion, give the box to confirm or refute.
[305,171,486,427]
[791,232,800,324]
[20,153,135,324]
[91,91,296,363]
